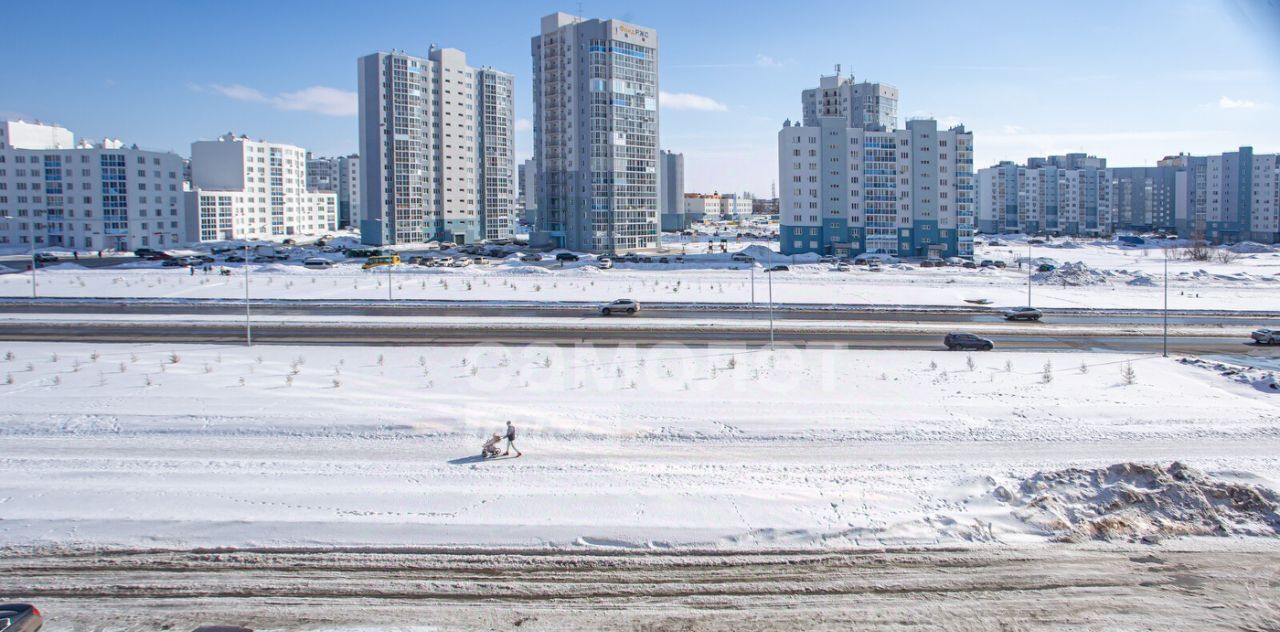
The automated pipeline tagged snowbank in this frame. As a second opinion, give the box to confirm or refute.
[1000,462,1280,543]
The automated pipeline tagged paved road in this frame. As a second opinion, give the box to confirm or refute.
[0,297,1275,325]
[0,317,1271,355]
[5,547,1277,630]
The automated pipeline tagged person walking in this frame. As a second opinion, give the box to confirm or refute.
[503,420,521,457]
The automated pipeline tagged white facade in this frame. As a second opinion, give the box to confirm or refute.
[187,133,336,242]
[358,48,514,245]
[778,117,975,258]
[0,121,185,252]
[1,120,74,151]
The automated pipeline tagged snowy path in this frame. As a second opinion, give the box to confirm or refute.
[0,341,1277,551]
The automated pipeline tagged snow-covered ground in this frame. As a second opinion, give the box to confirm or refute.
[2,239,1278,311]
[1,341,1277,550]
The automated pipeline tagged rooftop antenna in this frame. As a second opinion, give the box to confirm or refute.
[576,1,584,20]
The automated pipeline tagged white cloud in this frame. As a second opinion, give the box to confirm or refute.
[754,54,783,68]
[1217,95,1270,110]
[195,83,357,116]
[937,115,963,128]
[659,91,728,112]
[514,118,532,132]
[1001,124,1026,135]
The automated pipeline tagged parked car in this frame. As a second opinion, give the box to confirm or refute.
[1037,263,1056,272]
[867,262,883,272]
[944,332,994,351]
[251,255,275,264]
[32,252,59,264]
[818,256,836,264]
[520,254,543,263]
[993,261,1008,268]
[988,239,1007,247]
[192,255,215,264]
[161,257,188,267]
[962,260,978,269]
[303,257,334,269]
[224,254,246,263]
[1028,238,1046,245]
[144,251,173,261]
[450,258,472,267]
[1003,306,1043,321]
[730,253,755,263]
[134,247,164,258]
[979,260,996,268]
[921,258,943,268]
[601,298,639,316]
[554,252,580,262]
[281,238,297,246]
[1251,328,1280,345]
[835,262,852,272]
[0,603,43,631]
[766,265,789,272]
[597,257,614,269]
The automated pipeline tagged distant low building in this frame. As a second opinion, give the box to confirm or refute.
[977,154,1112,237]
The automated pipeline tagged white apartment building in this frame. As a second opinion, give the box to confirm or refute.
[778,117,975,258]
[532,12,660,253]
[338,155,360,228]
[357,47,514,245]
[307,153,360,228]
[186,133,336,242]
[0,120,185,252]
[977,155,1112,236]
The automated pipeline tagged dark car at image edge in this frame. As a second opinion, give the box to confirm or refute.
[0,603,43,631]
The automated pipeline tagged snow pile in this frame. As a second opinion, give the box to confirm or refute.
[1033,261,1110,286]
[1228,241,1276,254]
[1126,273,1157,287]
[998,462,1280,543]
[1178,357,1280,393]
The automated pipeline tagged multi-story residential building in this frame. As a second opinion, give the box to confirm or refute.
[338,154,360,228]
[976,154,1112,236]
[659,150,685,230]
[358,47,514,245]
[801,69,898,131]
[0,120,186,252]
[305,153,339,193]
[1176,147,1279,243]
[519,158,538,226]
[531,12,660,253]
[185,133,336,242]
[778,116,975,258]
[305,153,361,228]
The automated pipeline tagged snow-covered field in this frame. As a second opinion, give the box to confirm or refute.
[3,239,1279,310]
[1,341,1277,550]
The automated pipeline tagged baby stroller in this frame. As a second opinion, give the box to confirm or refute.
[481,433,503,459]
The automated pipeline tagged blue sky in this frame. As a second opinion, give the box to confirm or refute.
[3,0,1277,194]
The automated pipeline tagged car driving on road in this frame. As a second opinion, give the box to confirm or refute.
[1002,306,1043,321]
[303,257,334,269]
[32,253,59,264]
[944,332,994,351]
[0,603,43,631]
[601,299,639,316]
[1252,328,1280,345]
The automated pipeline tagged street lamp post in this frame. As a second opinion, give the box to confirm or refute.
[766,266,775,351]
[387,257,393,301]
[244,243,252,346]
[1163,248,1169,358]
[1026,240,1033,307]
[749,263,755,307]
